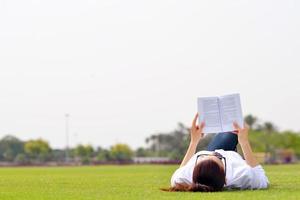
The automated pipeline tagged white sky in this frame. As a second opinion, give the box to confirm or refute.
[0,0,300,149]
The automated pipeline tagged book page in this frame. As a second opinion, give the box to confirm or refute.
[197,97,222,133]
[219,94,244,132]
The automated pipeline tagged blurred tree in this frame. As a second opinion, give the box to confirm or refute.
[144,123,217,160]
[248,130,265,152]
[51,149,67,162]
[110,143,133,162]
[75,144,94,157]
[244,114,258,130]
[24,139,51,162]
[263,122,277,163]
[255,124,264,131]
[74,144,94,164]
[135,147,153,157]
[14,153,28,165]
[263,122,277,133]
[96,147,112,161]
[145,123,190,160]
[0,113,298,165]
[0,135,24,162]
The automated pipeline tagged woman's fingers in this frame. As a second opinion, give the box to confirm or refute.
[199,121,205,129]
[233,121,241,131]
[192,113,199,128]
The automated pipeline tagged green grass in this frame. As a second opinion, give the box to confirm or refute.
[0,164,299,200]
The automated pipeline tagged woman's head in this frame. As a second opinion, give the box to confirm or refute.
[192,157,226,191]
[162,155,226,192]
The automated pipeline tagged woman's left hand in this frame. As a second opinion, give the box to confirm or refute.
[190,113,205,145]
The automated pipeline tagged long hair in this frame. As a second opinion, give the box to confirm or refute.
[162,159,225,192]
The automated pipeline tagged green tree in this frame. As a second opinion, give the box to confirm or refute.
[145,123,191,160]
[96,148,112,162]
[263,122,277,133]
[14,153,28,165]
[244,114,258,130]
[51,149,66,162]
[263,122,277,163]
[0,135,24,162]
[248,130,265,152]
[24,139,51,162]
[74,144,94,164]
[135,147,153,157]
[110,144,133,162]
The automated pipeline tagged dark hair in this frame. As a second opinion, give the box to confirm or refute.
[192,159,225,191]
[162,159,225,192]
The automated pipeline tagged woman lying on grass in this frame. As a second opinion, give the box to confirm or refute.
[165,113,269,192]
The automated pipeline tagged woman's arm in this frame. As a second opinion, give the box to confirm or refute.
[233,122,259,167]
[180,113,205,167]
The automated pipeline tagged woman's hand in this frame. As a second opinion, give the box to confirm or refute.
[179,113,205,167]
[190,113,205,145]
[233,122,258,167]
[233,122,250,145]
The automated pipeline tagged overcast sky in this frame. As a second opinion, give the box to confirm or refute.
[0,0,299,149]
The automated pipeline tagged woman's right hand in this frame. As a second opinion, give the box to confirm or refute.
[233,122,259,167]
[233,122,250,144]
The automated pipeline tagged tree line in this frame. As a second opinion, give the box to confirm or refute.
[142,114,300,162]
[0,136,133,165]
[0,114,299,165]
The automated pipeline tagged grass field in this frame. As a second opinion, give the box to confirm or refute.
[0,164,299,200]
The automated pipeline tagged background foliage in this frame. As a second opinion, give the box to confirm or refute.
[0,114,299,164]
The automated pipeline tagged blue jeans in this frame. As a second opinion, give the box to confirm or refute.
[207,132,238,151]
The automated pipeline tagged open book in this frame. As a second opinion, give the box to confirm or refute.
[197,93,244,134]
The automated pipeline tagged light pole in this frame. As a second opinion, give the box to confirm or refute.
[65,113,70,162]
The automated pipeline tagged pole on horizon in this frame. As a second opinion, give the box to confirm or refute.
[65,113,70,163]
